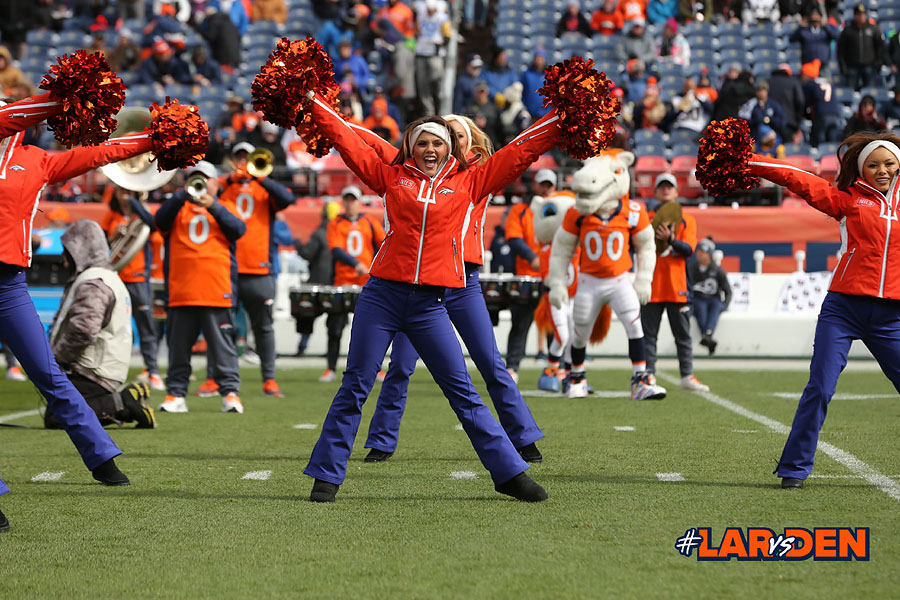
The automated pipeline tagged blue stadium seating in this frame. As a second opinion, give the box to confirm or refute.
[635,129,666,145]
[671,141,699,157]
[784,143,812,156]
[25,30,57,48]
[669,129,697,146]
[634,141,667,158]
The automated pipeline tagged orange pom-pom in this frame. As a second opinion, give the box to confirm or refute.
[696,118,759,196]
[40,50,126,147]
[149,98,209,171]
[539,56,621,160]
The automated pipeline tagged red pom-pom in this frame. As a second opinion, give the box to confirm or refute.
[695,118,759,196]
[149,98,209,171]
[40,50,126,147]
[539,57,621,160]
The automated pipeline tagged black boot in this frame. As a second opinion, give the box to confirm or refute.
[781,477,804,489]
[92,458,130,486]
[0,508,9,532]
[309,479,339,502]
[495,472,548,502]
[517,443,543,464]
[364,449,394,463]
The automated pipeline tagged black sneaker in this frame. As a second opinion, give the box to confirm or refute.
[92,458,131,486]
[495,472,548,502]
[517,443,543,464]
[0,509,9,533]
[119,383,157,429]
[364,449,394,463]
[309,479,339,502]
[781,477,804,489]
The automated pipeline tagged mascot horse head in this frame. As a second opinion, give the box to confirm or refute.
[531,192,576,245]
[571,152,634,216]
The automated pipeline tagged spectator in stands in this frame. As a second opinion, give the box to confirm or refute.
[189,46,222,88]
[207,125,238,166]
[591,0,624,36]
[453,53,483,113]
[556,1,592,37]
[712,68,754,121]
[334,39,372,91]
[313,0,342,20]
[521,49,549,119]
[880,86,900,129]
[118,0,144,21]
[837,4,884,91]
[739,80,787,142]
[482,48,517,101]
[208,0,249,36]
[624,59,650,104]
[414,0,449,116]
[86,31,108,59]
[218,94,258,135]
[887,28,900,86]
[680,0,713,22]
[363,97,401,145]
[842,94,886,137]
[632,81,667,130]
[489,224,515,274]
[496,82,531,145]
[695,70,718,103]
[690,238,731,356]
[768,64,806,143]
[463,0,488,30]
[367,85,404,129]
[618,0,648,24]
[615,19,655,65]
[106,28,142,73]
[0,1,31,58]
[245,121,287,166]
[742,0,781,23]
[800,59,844,147]
[30,0,70,33]
[790,9,840,75]
[656,18,690,66]
[754,124,785,158]
[648,0,678,24]
[139,4,188,54]
[0,46,28,94]
[201,2,242,70]
[318,10,357,59]
[379,0,416,40]
[252,0,287,24]
[663,76,711,136]
[466,81,501,145]
[137,40,192,88]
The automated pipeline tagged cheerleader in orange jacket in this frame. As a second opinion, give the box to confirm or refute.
[747,131,900,488]
[303,92,560,502]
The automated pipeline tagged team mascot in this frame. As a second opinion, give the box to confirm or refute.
[546,153,668,400]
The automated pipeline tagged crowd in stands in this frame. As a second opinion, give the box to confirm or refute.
[4,0,900,204]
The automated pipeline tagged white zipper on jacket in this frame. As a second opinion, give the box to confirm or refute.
[24,184,45,266]
[839,248,855,281]
[878,178,898,297]
[410,158,454,284]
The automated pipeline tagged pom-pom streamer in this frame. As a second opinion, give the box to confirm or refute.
[695,118,759,196]
[40,50,126,147]
[539,57,620,160]
[149,99,209,171]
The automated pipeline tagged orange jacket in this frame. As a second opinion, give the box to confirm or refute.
[749,153,900,300]
[648,207,696,303]
[506,202,541,277]
[327,213,386,286]
[310,94,560,287]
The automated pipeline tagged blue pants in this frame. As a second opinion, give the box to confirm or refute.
[366,267,543,453]
[304,277,529,485]
[693,295,725,334]
[777,292,900,479]
[0,267,122,485]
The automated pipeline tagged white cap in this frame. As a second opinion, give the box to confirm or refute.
[231,141,255,156]
[261,121,280,135]
[341,185,362,200]
[534,168,557,186]
[654,173,677,188]
[186,160,218,179]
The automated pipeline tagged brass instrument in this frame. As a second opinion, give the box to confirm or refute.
[186,174,209,200]
[247,147,274,178]
[651,201,683,255]
[100,108,176,271]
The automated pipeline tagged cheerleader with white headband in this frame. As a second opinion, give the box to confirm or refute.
[302,91,562,503]
[746,131,900,489]
[342,113,548,465]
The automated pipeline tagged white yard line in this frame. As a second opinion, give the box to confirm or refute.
[450,471,478,480]
[659,371,900,503]
[656,473,685,482]
[292,424,317,429]
[770,392,896,400]
[454,424,464,431]
[0,409,40,423]
[31,471,65,482]
[614,426,636,431]
[241,470,272,481]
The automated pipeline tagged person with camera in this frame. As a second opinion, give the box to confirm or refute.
[154,161,247,414]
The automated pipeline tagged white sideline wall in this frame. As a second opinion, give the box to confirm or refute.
[271,272,875,360]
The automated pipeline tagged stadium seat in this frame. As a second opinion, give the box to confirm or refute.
[57,31,89,47]
[691,47,714,63]
[682,21,713,37]
[635,129,666,145]
[248,20,282,35]
[833,86,856,107]
[670,155,701,198]
[634,155,669,197]
[716,22,745,36]
[818,153,840,182]
[751,47,778,63]
[25,30,57,47]
[716,35,746,51]
[165,84,195,103]
[668,129,697,147]
[634,141,667,158]
[817,141,840,158]
[717,48,746,64]
[671,142,699,157]
[784,144,813,158]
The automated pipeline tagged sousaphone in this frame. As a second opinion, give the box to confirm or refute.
[100,108,175,271]
[651,201,683,255]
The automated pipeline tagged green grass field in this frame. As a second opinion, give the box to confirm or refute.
[1,366,898,599]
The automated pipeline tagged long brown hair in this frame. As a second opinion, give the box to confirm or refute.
[391,116,468,171]
[836,130,900,190]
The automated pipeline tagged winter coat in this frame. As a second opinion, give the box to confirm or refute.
[768,71,806,131]
[251,0,287,24]
[712,75,755,121]
[789,24,840,65]
[521,67,550,118]
[202,11,242,68]
[615,30,656,64]
[837,21,885,70]
[689,261,732,305]
[481,66,518,100]
[296,221,333,284]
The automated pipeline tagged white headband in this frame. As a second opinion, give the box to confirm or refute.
[408,122,452,154]
[443,114,471,155]
[857,140,900,175]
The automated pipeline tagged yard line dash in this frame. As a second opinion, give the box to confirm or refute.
[658,371,900,503]
[0,409,40,424]
[292,423,317,429]
[656,473,685,482]
[450,471,478,480]
[31,471,65,482]
[614,426,636,431]
[732,429,760,433]
[454,424,464,431]
[242,470,272,481]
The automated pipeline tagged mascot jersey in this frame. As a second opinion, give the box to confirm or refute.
[561,199,650,278]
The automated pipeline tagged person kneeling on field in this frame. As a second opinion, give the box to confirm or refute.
[44,219,155,429]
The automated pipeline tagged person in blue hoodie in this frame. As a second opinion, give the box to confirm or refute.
[647,0,678,25]
[789,9,839,76]
[481,47,518,100]
[520,49,549,118]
